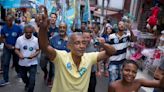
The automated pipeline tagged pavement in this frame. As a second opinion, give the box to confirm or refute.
[0,42,154,92]
[0,66,109,92]
[0,64,154,92]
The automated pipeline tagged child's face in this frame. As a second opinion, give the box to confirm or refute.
[122,63,138,83]
[106,27,112,34]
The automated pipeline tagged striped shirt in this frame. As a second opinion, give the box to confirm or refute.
[107,32,131,64]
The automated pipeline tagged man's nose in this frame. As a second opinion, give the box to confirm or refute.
[128,71,134,76]
[80,43,86,48]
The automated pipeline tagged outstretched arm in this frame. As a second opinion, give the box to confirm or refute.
[139,77,164,89]
[38,5,56,60]
[108,83,116,92]
[97,38,116,62]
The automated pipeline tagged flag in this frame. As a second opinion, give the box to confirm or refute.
[45,0,52,15]
[60,0,66,22]
[65,0,76,36]
[0,0,21,8]
[51,6,57,13]
[75,0,81,29]
[36,0,44,5]
[82,0,91,22]
[0,0,39,9]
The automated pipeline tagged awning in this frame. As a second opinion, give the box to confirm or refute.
[93,9,118,17]
[0,0,34,9]
[81,0,96,6]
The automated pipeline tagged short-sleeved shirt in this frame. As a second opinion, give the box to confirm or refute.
[107,32,131,65]
[1,24,22,46]
[48,26,59,38]
[15,34,39,66]
[51,50,98,92]
[50,35,70,52]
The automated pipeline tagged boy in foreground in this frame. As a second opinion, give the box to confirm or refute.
[108,60,164,92]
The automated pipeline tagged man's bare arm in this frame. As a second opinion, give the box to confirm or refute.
[15,48,24,59]
[38,5,56,60]
[139,77,164,89]
[108,83,116,92]
[97,39,116,62]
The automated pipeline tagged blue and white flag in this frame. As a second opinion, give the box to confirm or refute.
[0,0,43,9]
[75,0,81,29]
[82,0,91,22]
[0,0,21,8]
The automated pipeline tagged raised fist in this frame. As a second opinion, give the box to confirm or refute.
[37,5,50,29]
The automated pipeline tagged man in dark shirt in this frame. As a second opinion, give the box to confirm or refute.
[48,13,59,38]
[40,13,59,87]
[0,14,22,86]
[50,22,69,52]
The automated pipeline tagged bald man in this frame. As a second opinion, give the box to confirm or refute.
[38,11,116,92]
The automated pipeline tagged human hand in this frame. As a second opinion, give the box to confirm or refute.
[5,44,14,50]
[97,37,105,45]
[126,23,132,31]
[96,71,102,78]
[104,71,109,77]
[99,37,105,43]
[19,54,24,60]
[37,5,50,30]
[27,56,33,59]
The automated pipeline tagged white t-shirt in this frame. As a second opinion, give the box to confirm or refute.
[15,34,39,66]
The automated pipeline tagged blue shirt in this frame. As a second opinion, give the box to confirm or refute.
[1,24,22,46]
[102,34,109,42]
[48,26,59,38]
[50,35,70,52]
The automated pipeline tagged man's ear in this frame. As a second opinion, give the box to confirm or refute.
[120,68,123,75]
[67,43,71,50]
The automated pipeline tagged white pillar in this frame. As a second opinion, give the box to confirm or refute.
[130,0,135,15]
[133,0,138,18]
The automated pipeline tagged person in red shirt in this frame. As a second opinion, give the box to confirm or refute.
[146,4,160,33]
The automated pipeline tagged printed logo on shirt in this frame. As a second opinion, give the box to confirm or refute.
[123,38,127,42]
[23,45,28,50]
[57,41,61,45]
[11,32,17,37]
[5,33,9,37]
[79,67,87,77]
[29,47,34,51]
[114,38,119,44]
[54,32,58,36]
[66,62,72,70]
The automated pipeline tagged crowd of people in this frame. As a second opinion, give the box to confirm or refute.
[0,5,163,92]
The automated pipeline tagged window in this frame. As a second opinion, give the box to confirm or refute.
[97,0,125,10]
[109,0,125,10]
